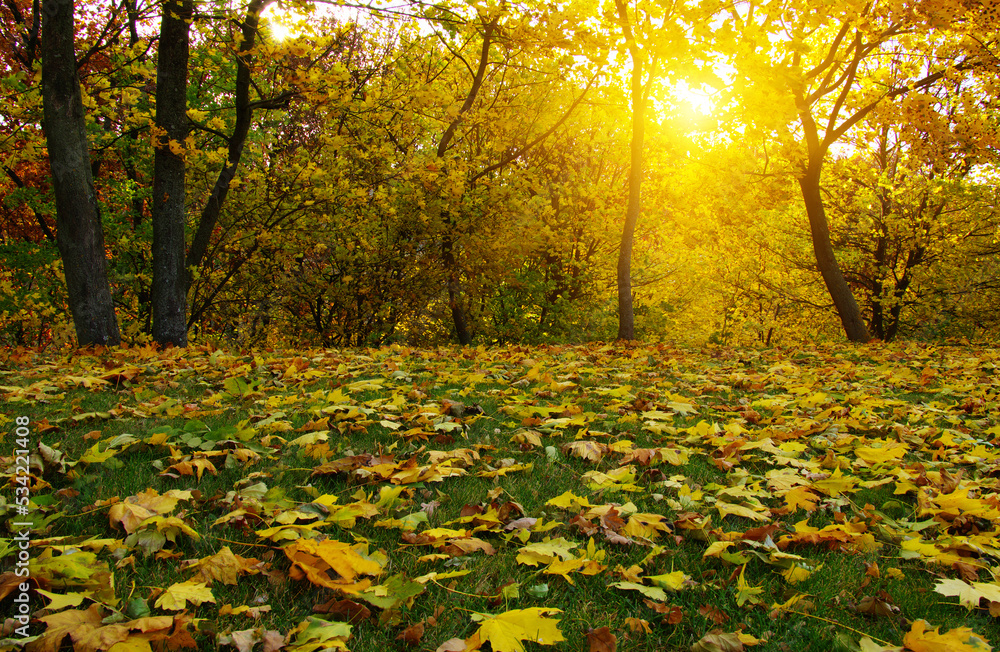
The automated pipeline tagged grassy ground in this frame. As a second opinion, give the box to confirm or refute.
[0,341,998,651]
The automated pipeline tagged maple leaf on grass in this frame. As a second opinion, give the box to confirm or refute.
[902,620,992,652]
[186,546,259,585]
[562,439,606,462]
[153,579,216,610]
[287,617,352,651]
[610,581,669,601]
[625,617,653,634]
[691,630,745,652]
[734,565,764,607]
[284,538,383,591]
[470,607,565,652]
[933,577,1000,609]
[35,604,104,652]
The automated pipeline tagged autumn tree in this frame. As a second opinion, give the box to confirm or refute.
[414,1,598,344]
[40,0,121,346]
[824,70,1000,340]
[723,0,995,342]
[608,0,717,340]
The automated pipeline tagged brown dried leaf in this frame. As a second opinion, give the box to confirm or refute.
[586,626,617,652]
[699,605,729,625]
[397,622,425,646]
[312,598,371,623]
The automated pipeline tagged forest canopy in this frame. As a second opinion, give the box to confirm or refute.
[1,0,998,349]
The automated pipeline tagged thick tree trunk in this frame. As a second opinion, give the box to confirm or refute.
[150,0,192,347]
[41,0,121,346]
[798,167,871,343]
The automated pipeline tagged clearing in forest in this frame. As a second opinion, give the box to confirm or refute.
[0,342,997,651]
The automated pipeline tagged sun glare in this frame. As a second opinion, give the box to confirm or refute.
[671,79,717,115]
[261,5,298,41]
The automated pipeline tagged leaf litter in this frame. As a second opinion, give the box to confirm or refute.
[0,341,998,650]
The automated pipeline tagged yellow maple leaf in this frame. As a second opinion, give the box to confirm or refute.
[471,608,565,652]
[516,538,578,567]
[780,564,815,584]
[902,619,992,652]
[545,491,591,510]
[735,565,764,607]
[561,440,605,462]
[109,503,155,534]
[855,442,907,465]
[154,580,215,610]
[285,539,383,587]
[811,466,858,496]
[543,558,605,584]
[703,541,736,558]
[783,486,820,511]
[192,546,247,585]
[716,501,771,522]
[610,581,669,601]
[646,570,690,591]
[36,604,104,652]
[934,578,1000,610]
[623,513,671,539]
[36,589,85,611]
[624,617,652,635]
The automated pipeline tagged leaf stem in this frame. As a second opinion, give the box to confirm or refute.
[210,535,275,548]
[431,578,504,600]
[787,609,894,646]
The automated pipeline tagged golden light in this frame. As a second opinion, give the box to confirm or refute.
[670,79,717,117]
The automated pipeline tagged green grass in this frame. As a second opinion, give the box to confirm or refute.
[1,342,998,651]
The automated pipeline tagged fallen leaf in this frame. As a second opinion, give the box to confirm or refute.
[586,626,616,652]
[902,619,992,652]
[153,580,216,611]
[692,630,744,652]
[470,608,565,652]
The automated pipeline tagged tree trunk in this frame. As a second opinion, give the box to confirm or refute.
[150,0,192,347]
[615,0,645,341]
[40,0,121,346]
[798,166,871,343]
[432,17,496,346]
[443,233,471,345]
[186,0,272,280]
[616,90,644,341]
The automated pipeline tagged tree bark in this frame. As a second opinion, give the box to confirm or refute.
[40,0,121,346]
[797,165,870,343]
[443,234,471,345]
[150,0,192,347]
